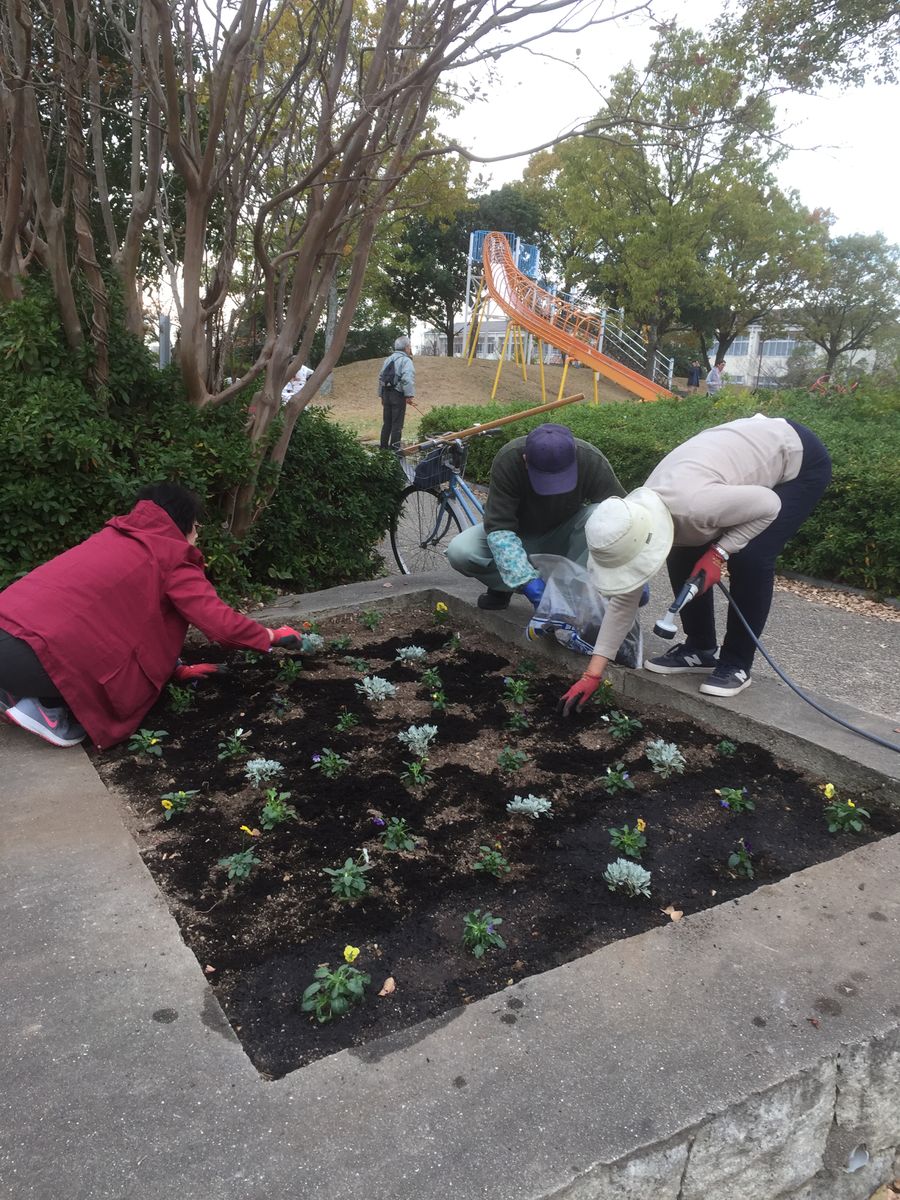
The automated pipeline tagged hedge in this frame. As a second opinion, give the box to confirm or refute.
[417,387,900,596]
[0,283,403,600]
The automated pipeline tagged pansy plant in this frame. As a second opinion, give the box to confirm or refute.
[128,728,168,757]
[822,782,870,834]
[160,789,198,821]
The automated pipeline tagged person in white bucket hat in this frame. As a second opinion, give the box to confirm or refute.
[559,414,832,714]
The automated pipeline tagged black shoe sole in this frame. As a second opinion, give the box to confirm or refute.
[477,592,512,611]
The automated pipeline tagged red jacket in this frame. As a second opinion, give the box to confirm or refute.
[0,501,271,748]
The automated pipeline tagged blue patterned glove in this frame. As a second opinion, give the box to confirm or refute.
[520,578,546,608]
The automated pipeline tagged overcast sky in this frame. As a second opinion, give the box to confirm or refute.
[442,0,900,244]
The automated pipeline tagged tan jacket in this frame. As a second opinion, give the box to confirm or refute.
[593,417,804,659]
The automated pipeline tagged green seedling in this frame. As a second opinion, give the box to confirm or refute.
[600,762,635,795]
[334,711,360,733]
[473,845,511,878]
[497,746,528,773]
[379,817,417,852]
[259,789,297,831]
[160,789,198,821]
[360,610,383,631]
[715,787,755,814]
[128,728,168,757]
[217,727,250,761]
[166,684,195,714]
[323,855,372,900]
[608,820,647,860]
[312,748,350,779]
[727,837,754,879]
[218,847,260,883]
[462,909,506,958]
[301,963,370,1024]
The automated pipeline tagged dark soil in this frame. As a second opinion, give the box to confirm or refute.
[93,606,897,1078]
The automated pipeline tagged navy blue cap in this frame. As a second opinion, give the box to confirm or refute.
[524,424,577,495]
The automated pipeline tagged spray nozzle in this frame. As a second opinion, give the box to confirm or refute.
[652,571,706,639]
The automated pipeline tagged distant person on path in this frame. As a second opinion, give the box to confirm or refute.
[281,364,314,405]
[447,424,627,611]
[686,360,702,391]
[706,359,726,395]
[0,483,305,750]
[558,415,832,714]
[378,335,416,450]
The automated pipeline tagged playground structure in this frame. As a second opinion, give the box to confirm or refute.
[463,231,675,404]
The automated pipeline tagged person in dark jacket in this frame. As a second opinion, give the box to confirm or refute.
[446,423,626,610]
[0,483,304,749]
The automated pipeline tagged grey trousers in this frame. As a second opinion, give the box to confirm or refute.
[446,505,598,592]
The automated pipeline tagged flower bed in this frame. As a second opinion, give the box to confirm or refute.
[94,606,897,1078]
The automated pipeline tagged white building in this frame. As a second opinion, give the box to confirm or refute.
[711,325,875,388]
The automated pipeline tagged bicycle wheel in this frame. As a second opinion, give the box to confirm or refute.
[390,486,463,575]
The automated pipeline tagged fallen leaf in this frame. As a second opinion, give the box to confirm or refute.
[378,976,396,997]
[282,873,292,882]
[204,964,216,974]
[807,1016,820,1029]
[661,905,684,922]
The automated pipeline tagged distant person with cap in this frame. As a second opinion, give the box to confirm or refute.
[558,414,831,714]
[446,423,626,610]
[378,335,416,450]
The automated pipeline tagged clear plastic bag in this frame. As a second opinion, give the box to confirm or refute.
[526,554,644,669]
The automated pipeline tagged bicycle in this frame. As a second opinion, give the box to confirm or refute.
[390,434,494,574]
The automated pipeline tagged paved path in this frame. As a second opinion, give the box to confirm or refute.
[380,543,900,725]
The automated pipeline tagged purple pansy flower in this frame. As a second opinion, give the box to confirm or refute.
[372,816,386,827]
[311,754,321,764]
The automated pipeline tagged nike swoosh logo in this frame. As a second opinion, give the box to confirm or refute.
[37,707,60,729]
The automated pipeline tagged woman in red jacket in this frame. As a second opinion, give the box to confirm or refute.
[0,483,302,749]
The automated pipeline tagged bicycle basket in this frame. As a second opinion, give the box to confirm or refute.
[413,442,467,489]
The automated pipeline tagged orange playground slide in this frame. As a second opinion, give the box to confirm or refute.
[481,232,674,403]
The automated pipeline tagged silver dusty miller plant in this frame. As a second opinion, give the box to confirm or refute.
[355,676,397,703]
[506,794,553,819]
[603,858,652,898]
[395,645,427,663]
[244,758,285,787]
[644,738,686,779]
[299,632,325,653]
[397,724,438,759]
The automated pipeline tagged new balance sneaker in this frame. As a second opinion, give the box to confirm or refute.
[5,698,87,747]
[644,643,718,674]
[477,588,512,611]
[700,666,752,697]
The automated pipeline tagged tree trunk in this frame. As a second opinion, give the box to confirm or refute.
[444,302,455,357]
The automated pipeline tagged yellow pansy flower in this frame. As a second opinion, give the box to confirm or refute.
[161,799,173,810]
[149,738,159,746]
[435,602,448,613]
[240,824,257,836]
[823,783,835,799]
[343,945,360,963]
[636,818,647,833]
[847,799,856,808]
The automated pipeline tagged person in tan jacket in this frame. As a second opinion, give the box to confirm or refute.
[559,415,832,711]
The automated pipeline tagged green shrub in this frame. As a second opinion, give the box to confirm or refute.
[0,284,403,598]
[249,407,404,589]
[418,385,900,595]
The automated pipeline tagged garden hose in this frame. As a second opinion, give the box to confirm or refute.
[714,581,900,755]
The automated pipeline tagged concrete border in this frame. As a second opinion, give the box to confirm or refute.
[2,577,898,1200]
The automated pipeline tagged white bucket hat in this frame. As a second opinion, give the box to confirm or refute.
[585,488,674,595]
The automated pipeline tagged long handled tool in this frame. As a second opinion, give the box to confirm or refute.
[400,392,585,456]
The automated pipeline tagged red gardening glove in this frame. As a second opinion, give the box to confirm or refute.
[558,674,601,717]
[690,545,728,595]
[269,624,302,649]
[172,662,223,683]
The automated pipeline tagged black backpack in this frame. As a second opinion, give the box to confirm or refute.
[379,355,402,398]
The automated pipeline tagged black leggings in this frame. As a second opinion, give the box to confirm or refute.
[0,630,63,704]
[668,421,832,672]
